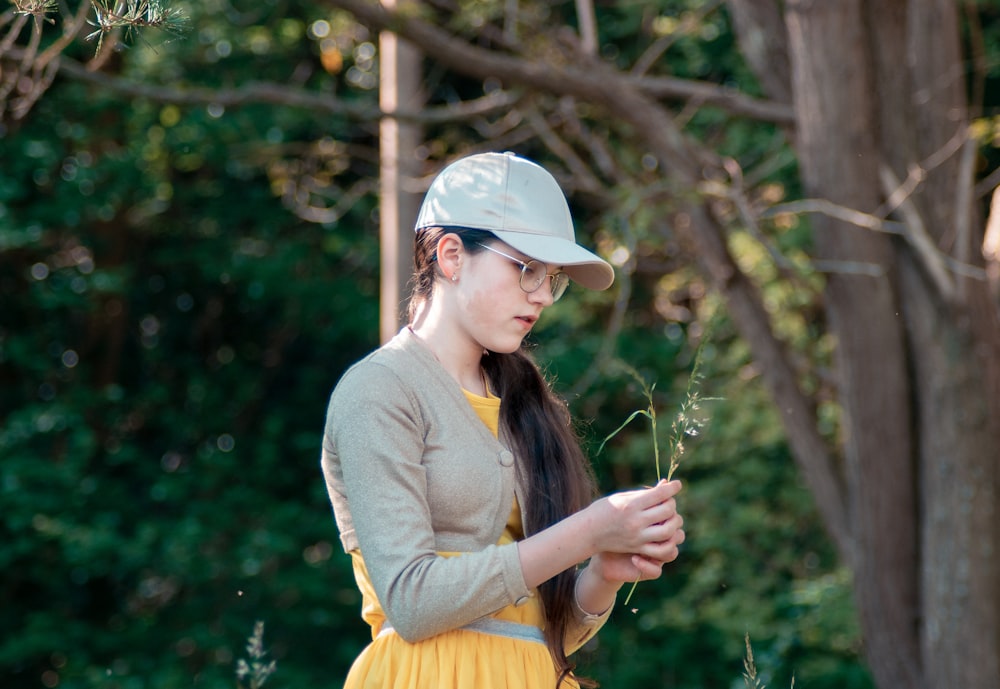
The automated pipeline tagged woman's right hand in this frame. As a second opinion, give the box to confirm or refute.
[586,479,684,560]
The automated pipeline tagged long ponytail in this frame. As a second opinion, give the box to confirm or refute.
[483,349,598,688]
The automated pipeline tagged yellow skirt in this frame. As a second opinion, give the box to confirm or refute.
[344,552,578,689]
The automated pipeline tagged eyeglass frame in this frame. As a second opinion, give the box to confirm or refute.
[476,242,570,301]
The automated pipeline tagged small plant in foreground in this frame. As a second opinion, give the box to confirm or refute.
[743,632,764,689]
[236,620,276,689]
[743,632,795,689]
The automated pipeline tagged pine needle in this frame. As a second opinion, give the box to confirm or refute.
[86,1,188,55]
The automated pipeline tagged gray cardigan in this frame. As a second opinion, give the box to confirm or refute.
[321,327,611,648]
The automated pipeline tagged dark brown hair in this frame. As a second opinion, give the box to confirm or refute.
[409,227,599,688]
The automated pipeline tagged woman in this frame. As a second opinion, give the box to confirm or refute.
[321,151,685,688]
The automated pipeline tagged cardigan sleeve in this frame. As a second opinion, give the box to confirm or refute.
[322,361,532,642]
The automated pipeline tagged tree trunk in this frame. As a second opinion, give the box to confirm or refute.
[784,2,923,686]
[782,1,1000,687]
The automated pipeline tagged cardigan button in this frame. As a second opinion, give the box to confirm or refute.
[498,450,514,467]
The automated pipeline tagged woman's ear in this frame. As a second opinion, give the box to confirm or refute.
[435,233,465,281]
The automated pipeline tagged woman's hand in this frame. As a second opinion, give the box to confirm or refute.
[587,548,682,586]
[585,479,685,560]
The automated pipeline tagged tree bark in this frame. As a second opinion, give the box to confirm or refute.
[893,1,1000,684]
[781,1,1000,688]
[725,0,792,104]
[784,3,922,687]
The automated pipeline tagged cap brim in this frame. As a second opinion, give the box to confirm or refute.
[490,230,615,291]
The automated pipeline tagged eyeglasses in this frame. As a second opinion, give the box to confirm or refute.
[476,243,569,301]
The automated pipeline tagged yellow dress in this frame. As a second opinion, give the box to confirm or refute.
[343,387,577,689]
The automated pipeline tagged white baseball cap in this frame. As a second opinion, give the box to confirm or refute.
[414,151,615,291]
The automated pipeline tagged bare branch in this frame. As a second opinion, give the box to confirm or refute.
[974,166,1000,200]
[570,214,638,401]
[0,13,42,118]
[10,52,56,118]
[36,1,92,69]
[810,260,887,278]
[0,13,29,55]
[635,73,794,124]
[553,98,620,181]
[765,194,987,285]
[523,105,605,197]
[763,199,905,235]
[281,175,377,225]
[706,159,813,288]
[12,48,521,124]
[631,0,723,77]
[879,164,956,301]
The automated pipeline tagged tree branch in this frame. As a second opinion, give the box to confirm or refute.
[14,47,521,124]
[880,164,956,301]
[634,74,794,124]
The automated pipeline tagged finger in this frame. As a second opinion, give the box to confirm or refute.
[639,481,683,516]
[643,498,678,523]
[640,512,683,541]
[640,539,681,564]
[655,479,683,499]
[643,514,685,545]
[631,554,665,580]
[622,479,682,511]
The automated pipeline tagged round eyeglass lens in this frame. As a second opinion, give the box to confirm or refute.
[521,261,569,301]
[551,273,569,300]
[521,261,546,291]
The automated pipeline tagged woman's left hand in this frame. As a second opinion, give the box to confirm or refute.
[589,551,668,584]
[574,510,684,616]
[589,512,685,584]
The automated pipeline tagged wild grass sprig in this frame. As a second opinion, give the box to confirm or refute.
[236,620,276,689]
[598,338,715,608]
[743,633,764,689]
[743,632,795,689]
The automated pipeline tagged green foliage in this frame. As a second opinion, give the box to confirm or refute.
[2,5,379,688]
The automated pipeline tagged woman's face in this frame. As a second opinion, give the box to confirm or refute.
[452,241,560,354]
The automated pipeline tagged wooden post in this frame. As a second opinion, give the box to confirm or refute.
[379,1,424,344]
